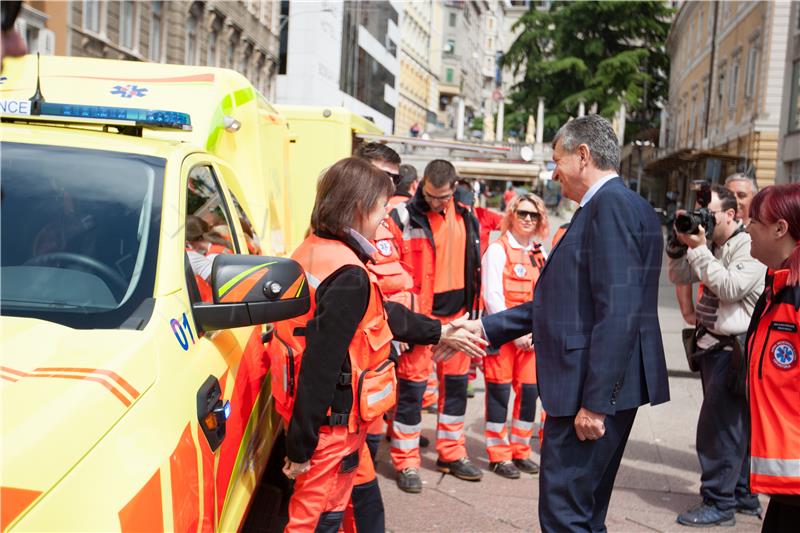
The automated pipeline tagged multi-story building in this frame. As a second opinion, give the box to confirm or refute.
[16,1,280,100]
[437,0,486,138]
[395,0,439,136]
[276,0,400,134]
[649,1,794,203]
[777,2,800,183]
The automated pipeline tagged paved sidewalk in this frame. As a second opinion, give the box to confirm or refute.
[375,210,763,532]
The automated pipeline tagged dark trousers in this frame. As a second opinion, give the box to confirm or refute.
[696,347,751,510]
[539,408,637,533]
[763,498,800,533]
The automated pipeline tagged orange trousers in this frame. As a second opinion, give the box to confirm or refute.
[390,343,433,470]
[483,343,538,463]
[286,426,364,532]
[342,442,384,532]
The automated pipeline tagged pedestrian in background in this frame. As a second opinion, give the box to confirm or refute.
[745,183,800,532]
[726,173,758,226]
[1,1,26,71]
[669,185,765,527]
[481,193,549,479]
[388,159,483,491]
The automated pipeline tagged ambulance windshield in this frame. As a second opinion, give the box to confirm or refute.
[0,142,164,329]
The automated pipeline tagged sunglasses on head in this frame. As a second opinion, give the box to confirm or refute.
[385,171,401,183]
[515,209,541,221]
[1,1,22,32]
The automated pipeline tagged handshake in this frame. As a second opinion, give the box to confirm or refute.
[432,314,489,362]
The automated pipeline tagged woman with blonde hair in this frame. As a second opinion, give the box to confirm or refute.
[480,192,549,479]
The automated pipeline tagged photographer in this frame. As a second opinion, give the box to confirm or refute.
[668,185,766,527]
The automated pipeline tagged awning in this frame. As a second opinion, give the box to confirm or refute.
[452,160,541,180]
[646,147,741,173]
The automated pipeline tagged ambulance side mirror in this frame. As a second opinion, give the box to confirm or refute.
[192,255,310,331]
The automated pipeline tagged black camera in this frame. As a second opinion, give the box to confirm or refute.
[675,182,715,237]
[666,182,715,259]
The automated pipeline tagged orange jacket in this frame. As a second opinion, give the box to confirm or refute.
[269,235,394,432]
[498,234,545,308]
[369,219,415,310]
[747,268,800,495]
[389,189,481,317]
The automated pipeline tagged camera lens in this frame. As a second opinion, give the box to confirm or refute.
[675,213,695,234]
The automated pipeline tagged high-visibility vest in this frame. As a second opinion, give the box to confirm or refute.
[268,234,396,433]
[747,268,800,495]
[369,220,415,310]
[395,198,480,317]
[498,233,545,308]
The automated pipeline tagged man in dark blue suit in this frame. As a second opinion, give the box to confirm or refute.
[458,115,669,531]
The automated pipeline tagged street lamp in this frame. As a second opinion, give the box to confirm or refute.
[634,139,654,195]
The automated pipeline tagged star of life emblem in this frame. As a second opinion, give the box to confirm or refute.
[376,239,393,257]
[771,340,797,370]
[513,263,527,277]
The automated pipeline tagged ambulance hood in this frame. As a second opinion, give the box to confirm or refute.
[0,316,156,515]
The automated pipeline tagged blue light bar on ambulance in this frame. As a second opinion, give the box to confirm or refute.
[36,102,192,131]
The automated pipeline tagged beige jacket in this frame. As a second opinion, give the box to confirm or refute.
[668,228,765,339]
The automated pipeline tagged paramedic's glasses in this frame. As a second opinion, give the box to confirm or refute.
[423,190,453,202]
[516,210,541,221]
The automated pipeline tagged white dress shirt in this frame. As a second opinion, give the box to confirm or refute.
[579,173,618,207]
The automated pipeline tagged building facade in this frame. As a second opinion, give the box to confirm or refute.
[650,1,794,204]
[276,0,400,134]
[777,1,800,183]
[395,0,439,136]
[15,1,280,100]
[437,0,487,138]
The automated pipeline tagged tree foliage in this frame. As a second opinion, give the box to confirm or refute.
[502,1,673,143]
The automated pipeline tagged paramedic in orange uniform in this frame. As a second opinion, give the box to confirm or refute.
[481,193,549,479]
[281,158,486,532]
[388,159,483,491]
[745,183,800,532]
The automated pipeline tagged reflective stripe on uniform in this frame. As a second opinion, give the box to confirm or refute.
[392,421,421,435]
[512,419,534,432]
[391,438,419,450]
[438,413,465,424]
[404,228,427,241]
[367,382,393,405]
[437,429,463,440]
[394,202,410,228]
[486,437,509,448]
[485,421,507,433]
[751,457,800,478]
[510,434,530,445]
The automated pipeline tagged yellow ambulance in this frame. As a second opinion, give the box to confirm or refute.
[0,55,309,532]
[276,105,382,248]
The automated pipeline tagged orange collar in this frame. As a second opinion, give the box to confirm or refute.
[769,269,791,294]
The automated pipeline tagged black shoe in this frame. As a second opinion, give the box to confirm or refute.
[423,404,438,414]
[396,468,422,493]
[513,458,540,475]
[419,434,430,448]
[436,457,483,481]
[490,460,521,479]
[676,502,735,527]
[735,494,762,518]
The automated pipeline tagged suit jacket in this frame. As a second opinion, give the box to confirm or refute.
[482,178,669,417]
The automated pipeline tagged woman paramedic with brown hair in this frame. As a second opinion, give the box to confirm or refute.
[745,183,800,532]
[480,193,549,479]
[276,157,486,532]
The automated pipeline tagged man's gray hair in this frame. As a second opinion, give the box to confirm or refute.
[724,172,758,193]
[552,114,620,172]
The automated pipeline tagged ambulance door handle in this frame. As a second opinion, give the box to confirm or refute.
[197,375,230,452]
